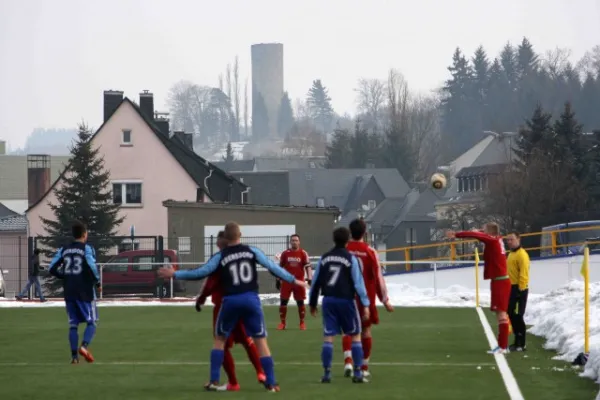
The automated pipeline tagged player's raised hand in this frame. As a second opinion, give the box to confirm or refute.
[362,306,370,322]
[157,266,175,279]
[384,300,394,312]
[310,306,318,317]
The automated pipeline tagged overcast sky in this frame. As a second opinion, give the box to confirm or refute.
[1,0,599,149]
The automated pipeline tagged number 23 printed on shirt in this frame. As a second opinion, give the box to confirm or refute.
[64,255,83,275]
[229,260,253,285]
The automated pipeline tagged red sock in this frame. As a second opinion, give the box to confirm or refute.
[361,337,372,370]
[243,339,264,375]
[342,335,353,365]
[223,349,238,385]
[498,322,509,349]
[279,306,287,323]
[298,304,306,322]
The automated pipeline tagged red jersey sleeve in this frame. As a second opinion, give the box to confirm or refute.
[455,231,496,245]
[370,248,389,303]
[197,274,217,304]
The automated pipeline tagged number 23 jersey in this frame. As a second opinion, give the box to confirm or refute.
[49,241,100,302]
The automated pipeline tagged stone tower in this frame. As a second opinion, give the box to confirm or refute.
[251,43,284,139]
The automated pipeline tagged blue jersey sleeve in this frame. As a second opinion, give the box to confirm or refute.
[351,256,370,307]
[48,248,64,278]
[250,247,295,283]
[85,245,100,281]
[174,253,222,280]
[308,258,323,308]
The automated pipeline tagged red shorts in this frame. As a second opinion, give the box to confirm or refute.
[213,304,250,348]
[356,299,379,329]
[280,281,306,301]
[490,279,511,312]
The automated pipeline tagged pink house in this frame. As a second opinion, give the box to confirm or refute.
[26,90,247,239]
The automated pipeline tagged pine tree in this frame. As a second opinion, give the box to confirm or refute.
[553,102,585,179]
[277,92,294,138]
[40,123,125,293]
[307,80,335,133]
[579,73,598,129]
[222,142,235,163]
[384,116,415,181]
[324,128,352,168]
[516,37,540,120]
[513,104,554,167]
[516,37,538,79]
[350,119,370,168]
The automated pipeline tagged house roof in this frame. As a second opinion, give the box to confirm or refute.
[0,202,18,218]
[0,214,27,232]
[211,159,256,172]
[253,156,325,171]
[162,200,341,215]
[26,97,246,213]
[343,175,382,213]
[364,197,408,228]
[455,164,507,178]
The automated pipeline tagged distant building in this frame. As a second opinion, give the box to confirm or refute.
[251,43,284,139]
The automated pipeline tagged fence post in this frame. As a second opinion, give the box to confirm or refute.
[18,236,22,293]
[100,266,103,300]
[433,263,438,297]
[551,231,557,255]
[157,236,165,299]
[450,243,456,261]
[27,236,34,300]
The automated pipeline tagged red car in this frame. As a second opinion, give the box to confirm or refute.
[100,249,182,297]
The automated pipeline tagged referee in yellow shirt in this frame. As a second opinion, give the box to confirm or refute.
[506,232,530,351]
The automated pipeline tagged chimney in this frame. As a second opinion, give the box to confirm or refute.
[103,90,124,122]
[27,155,51,206]
[139,90,154,120]
[173,131,193,150]
[154,112,170,136]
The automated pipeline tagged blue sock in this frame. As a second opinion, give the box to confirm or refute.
[321,342,333,377]
[210,349,224,383]
[82,324,96,347]
[351,341,364,377]
[69,327,78,357]
[260,356,276,386]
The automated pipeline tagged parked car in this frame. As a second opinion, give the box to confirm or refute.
[100,249,183,297]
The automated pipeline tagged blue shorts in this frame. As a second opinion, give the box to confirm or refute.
[215,293,266,339]
[322,297,361,337]
[66,300,98,327]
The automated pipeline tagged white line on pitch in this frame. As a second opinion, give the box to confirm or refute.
[0,361,495,367]
[475,307,525,400]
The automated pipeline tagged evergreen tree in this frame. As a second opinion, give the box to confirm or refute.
[350,120,370,168]
[516,37,539,79]
[516,38,540,119]
[251,92,269,140]
[222,142,235,163]
[276,92,294,138]
[513,104,554,166]
[579,73,598,129]
[324,128,352,168]
[40,123,125,293]
[553,102,585,179]
[307,80,335,133]
[384,117,415,181]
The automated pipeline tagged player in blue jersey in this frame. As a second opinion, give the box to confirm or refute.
[48,221,100,364]
[158,221,308,393]
[309,226,370,384]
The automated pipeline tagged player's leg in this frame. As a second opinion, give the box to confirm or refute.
[488,280,511,354]
[206,299,236,391]
[233,323,266,383]
[361,326,373,376]
[293,285,307,330]
[242,296,279,392]
[342,300,367,383]
[77,300,98,363]
[343,298,362,376]
[65,301,81,363]
[320,298,339,383]
[278,283,292,330]
[223,335,240,391]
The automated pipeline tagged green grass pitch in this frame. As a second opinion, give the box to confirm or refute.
[0,306,596,399]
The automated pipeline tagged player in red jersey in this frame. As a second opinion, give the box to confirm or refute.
[195,231,266,391]
[276,234,312,330]
[341,219,394,377]
[446,222,511,354]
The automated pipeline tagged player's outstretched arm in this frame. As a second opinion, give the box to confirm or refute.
[159,253,222,281]
[251,247,297,284]
[48,248,64,278]
[455,230,495,244]
[84,244,100,282]
[308,259,323,314]
[350,256,370,308]
[372,251,393,312]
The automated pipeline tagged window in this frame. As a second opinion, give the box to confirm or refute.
[458,178,464,193]
[103,257,128,273]
[112,181,142,206]
[475,176,481,191]
[122,129,132,144]
[405,228,416,244]
[316,197,325,207]
[178,237,191,254]
[368,200,376,209]
[132,256,171,272]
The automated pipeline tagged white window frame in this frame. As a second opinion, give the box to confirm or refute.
[178,237,191,255]
[316,197,325,207]
[112,180,143,207]
[121,129,132,145]
[368,200,376,209]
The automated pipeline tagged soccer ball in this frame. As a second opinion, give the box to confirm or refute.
[430,173,447,190]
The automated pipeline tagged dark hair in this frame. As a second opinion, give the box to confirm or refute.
[333,227,350,248]
[349,219,367,240]
[217,230,225,239]
[291,234,300,240]
[72,220,87,239]
[509,231,521,239]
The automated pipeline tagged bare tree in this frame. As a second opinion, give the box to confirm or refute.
[244,78,249,138]
[387,69,410,129]
[355,78,386,131]
[294,98,310,122]
[576,45,600,77]
[225,64,232,105]
[542,47,573,79]
[218,74,223,92]
[408,94,442,181]
[281,120,327,156]
[232,56,241,140]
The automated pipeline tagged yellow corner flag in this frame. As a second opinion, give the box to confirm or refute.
[581,247,590,354]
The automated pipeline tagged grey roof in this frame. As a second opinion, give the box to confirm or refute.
[211,159,256,172]
[402,188,442,222]
[343,175,382,212]
[0,202,18,218]
[0,214,27,231]
[456,164,507,178]
[364,197,408,231]
[288,169,410,209]
[231,171,290,206]
[254,156,325,171]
